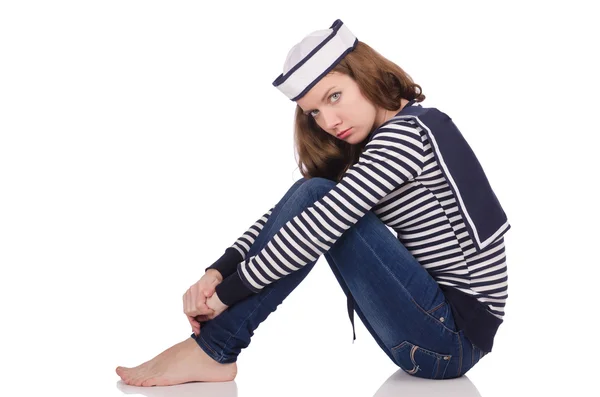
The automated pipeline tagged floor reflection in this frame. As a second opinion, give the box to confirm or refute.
[115,368,480,397]
[116,379,238,397]
[373,369,482,397]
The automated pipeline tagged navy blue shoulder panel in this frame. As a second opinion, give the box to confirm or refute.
[392,103,510,251]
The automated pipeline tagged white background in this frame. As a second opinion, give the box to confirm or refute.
[1,1,598,396]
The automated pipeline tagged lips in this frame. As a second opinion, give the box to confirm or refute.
[337,128,352,137]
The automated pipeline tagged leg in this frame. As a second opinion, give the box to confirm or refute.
[116,177,314,386]
[193,176,333,363]
[309,178,479,379]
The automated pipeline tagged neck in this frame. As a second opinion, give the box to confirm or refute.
[374,99,408,132]
[379,99,406,124]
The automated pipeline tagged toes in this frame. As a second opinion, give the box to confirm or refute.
[131,376,145,387]
[124,369,140,384]
[118,363,154,385]
[116,366,129,377]
[137,373,158,387]
[131,369,153,387]
[116,367,127,380]
[125,374,136,384]
[117,367,133,382]
[141,377,157,387]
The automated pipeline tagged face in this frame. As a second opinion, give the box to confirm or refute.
[296,71,380,144]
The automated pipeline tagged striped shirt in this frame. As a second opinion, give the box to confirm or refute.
[208,100,509,352]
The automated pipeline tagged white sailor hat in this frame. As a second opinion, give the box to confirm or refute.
[272,19,358,101]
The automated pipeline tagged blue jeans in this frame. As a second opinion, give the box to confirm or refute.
[192,177,486,379]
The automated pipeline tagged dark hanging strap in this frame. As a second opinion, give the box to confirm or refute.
[347,293,356,343]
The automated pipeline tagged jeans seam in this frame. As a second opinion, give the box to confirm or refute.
[327,252,399,366]
[197,335,222,362]
[205,179,305,363]
[427,302,445,314]
[219,287,276,360]
[326,198,465,379]
[213,179,302,356]
[409,294,458,334]
[352,229,417,309]
[441,357,450,378]
[252,178,306,259]
[351,226,460,337]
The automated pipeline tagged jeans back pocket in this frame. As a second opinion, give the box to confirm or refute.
[391,340,452,379]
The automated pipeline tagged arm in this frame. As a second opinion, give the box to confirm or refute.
[204,206,275,280]
[215,120,426,307]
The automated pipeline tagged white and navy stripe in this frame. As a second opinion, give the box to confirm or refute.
[238,121,424,291]
[380,118,509,319]
[212,101,509,351]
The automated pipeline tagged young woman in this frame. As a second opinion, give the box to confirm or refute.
[116,19,510,387]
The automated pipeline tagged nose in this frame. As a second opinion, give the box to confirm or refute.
[321,109,341,130]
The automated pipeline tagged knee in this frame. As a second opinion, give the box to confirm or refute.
[296,177,336,201]
[305,176,336,188]
[293,176,307,187]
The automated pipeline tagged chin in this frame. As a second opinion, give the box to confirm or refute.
[349,133,366,144]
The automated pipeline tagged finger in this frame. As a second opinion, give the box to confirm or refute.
[184,290,190,315]
[190,284,199,309]
[190,304,209,317]
[192,306,210,317]
[183,290,190,315]
[195,314,211,322]
[186,289,195,316]
[194,295,211,315]
[203,302,216,315]
[194,287,213,314]
[188,316,200,327]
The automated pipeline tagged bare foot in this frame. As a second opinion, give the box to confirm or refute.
[116,337,237,386]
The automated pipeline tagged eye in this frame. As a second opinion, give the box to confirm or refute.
[309,92,341,118]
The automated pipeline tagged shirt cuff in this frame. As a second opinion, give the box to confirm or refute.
[215,268,257,307]
[205,247,243,280]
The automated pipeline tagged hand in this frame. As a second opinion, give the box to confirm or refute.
[183,270,222,336]
[203,291,229,321]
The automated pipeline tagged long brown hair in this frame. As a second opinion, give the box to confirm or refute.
[293,40,426,182]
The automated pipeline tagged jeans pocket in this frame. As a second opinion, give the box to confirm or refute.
[391,340,452,379]
[427,300,456,332]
